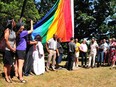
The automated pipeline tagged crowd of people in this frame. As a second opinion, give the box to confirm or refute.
[1,18,116,83]
[66,37,116,69]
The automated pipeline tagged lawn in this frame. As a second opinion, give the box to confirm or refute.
[0,55,116,87]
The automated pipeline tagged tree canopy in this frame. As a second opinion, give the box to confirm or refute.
[0,0,40,27]
[35,0,116,40]
[0,0,116,40]
[74,0,116,39]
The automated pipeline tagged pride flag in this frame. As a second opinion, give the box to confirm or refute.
[32,0,74,43]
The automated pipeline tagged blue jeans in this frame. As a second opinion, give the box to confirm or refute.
[97,51,104,63]
[56,53,63,64]
[81,52,87,66]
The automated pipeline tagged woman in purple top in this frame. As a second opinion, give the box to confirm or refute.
[15,20,33,83]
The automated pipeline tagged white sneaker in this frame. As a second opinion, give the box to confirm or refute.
[112,65,115,68]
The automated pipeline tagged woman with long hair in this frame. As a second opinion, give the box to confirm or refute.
[15,20,33,83]
[3,19,16,83]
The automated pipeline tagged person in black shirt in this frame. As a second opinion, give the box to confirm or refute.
[67,37,76,71]
[23,35,37,76]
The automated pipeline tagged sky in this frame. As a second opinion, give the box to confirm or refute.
[35,0,41,2]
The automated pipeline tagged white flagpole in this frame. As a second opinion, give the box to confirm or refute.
[70,0,74,37]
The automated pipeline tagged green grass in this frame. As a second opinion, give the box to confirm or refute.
[0,56,116,87]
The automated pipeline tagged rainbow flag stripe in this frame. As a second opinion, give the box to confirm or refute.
[32,0,73,43]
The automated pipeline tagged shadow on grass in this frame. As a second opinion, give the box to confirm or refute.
[0,72,4,78]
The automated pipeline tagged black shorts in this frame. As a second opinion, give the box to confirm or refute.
[3,50,15,65]
[16,50,26,59]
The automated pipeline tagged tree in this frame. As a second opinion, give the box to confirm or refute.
[35,0,56,17]
[74,0,114,40]
[0,0,40,27]
[36,0,115,39]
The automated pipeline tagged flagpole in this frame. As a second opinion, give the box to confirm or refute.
[70,0,74,37]
[20,0,27,18]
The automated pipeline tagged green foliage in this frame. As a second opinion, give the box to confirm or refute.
[24,0,40,22]
[99,24,109,33]
[0,0,40,26]
[0,0,115,40]
[77,13,96,23]
[74,0,115,39]
[35,0,56,17]
[109,0,116,15]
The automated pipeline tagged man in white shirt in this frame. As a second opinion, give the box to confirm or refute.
[80,39,88,67]
[46,34,58,71]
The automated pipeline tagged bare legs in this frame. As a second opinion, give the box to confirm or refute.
[17,59,24,80]
[14,59,26,83]
[4,64,12,83]
[75,58,79,67]
[14,60,18,77]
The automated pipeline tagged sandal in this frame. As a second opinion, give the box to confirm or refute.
[5,78,12,83]
[20,79,27,83]
[9,77,12,83]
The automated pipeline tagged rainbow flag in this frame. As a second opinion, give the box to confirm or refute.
[32,0,74,43]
